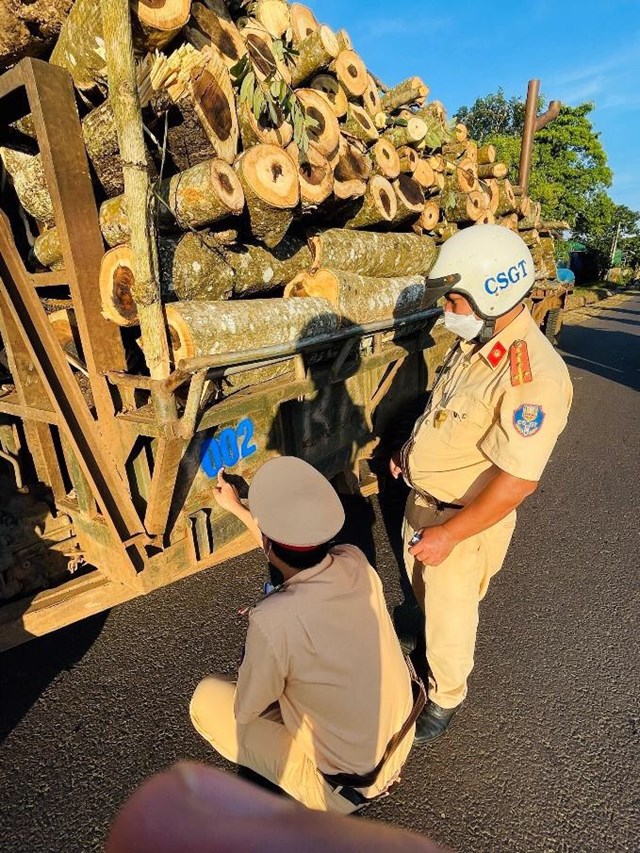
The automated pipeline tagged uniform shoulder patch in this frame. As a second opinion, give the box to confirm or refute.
[513,404,545,437]
[509,340,533,386]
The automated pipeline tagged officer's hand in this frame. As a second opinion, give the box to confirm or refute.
[409,524,457,566]
[212,469,242,513]
[389,451,403,479]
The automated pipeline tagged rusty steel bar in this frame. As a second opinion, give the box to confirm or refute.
[518,79,540,195]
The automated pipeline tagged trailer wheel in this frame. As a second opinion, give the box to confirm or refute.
[543,308,563,346]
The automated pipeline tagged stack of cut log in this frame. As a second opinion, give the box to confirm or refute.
[0,0,561,371]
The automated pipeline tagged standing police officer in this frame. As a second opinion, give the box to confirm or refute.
[391,225,573,743]
[190,457,422,813]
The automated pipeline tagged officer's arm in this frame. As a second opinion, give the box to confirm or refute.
[409,471,536,565]
[234,619,285,725]
[445,470,537,541]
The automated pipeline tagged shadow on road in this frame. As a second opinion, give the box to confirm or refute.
[560,315,640,392]
[0,610,109,745]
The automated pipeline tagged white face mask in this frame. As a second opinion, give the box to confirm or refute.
[443,310,484,341]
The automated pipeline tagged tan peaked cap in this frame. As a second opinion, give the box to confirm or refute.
[248,456,345,547]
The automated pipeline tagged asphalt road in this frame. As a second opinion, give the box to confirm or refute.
[1,294,638,852]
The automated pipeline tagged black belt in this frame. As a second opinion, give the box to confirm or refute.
[417,490,463,512]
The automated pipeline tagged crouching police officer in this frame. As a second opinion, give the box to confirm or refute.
[391,225,573,743]
[190,457,424,813]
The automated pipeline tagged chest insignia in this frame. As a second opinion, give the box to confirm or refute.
[509,340,533,386]
[513,403,545,437]
[487,341,506,367]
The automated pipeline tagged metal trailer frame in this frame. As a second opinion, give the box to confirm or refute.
[0,59,441,650]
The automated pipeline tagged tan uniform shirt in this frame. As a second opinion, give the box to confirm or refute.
[235,544,414,797]
[405,306,573,504]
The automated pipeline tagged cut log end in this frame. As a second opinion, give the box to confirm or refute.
[291,3,319,43]
[209,160,245,213]
[295,88,341,160]
[309,74,348,117]
[363,75,382,116]
[332,50,368,97]
[287,144,333,206]
[134,0,191,31]
[371,138,401,179]
[99,246,139,327]
[285,269,338,303]
[241,144,299,209]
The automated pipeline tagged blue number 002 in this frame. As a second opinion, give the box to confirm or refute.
[200,418,257,478]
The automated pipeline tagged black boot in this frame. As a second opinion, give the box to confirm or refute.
[414,701,460,744]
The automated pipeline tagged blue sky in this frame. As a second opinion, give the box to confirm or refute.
[310,0,640,212]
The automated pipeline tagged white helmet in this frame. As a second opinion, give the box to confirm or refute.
[426,225,535,333]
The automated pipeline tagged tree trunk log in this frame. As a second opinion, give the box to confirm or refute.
[477,162,508,179]
[497,213,518,231]
[309,74,348,117]
[0,148,55,225]
[334,137,372,183]
[342,175,396,228]
[482,178,499,214]
[101,157,243,244]
[333,177,367,200]
[380,77,429,112]
[234,143,299,248]
[240,20,291,84]
[519,201,541,230]
[369,138,400,179]
[390,174,424,225]
[286,143,333,209]
[166,52,239,167]
[238,100,293,149]
[290,2,319,44]
[476,209,495,225]
[166,296,337,364]
[442,188,485,223]
[495,179,517,216]
[102,0,172,378]
[285,268,426,325]
[398,146,420,173]
[189,1,247,68]
[383,118,427,148]
[432,222,458,243]
[412,158,436,189]
[255,0,290,38]
[308,228,437,277]
[0,0,73,68]
[336,28,352,51]
[342,103,380,145]
[51,0,189,92]
[33,228,65,270]
[417,200,440,232]
[454,123,468,142]
[295,88,341,160]
[520,228,541,247]
[290,25,339,87]
[170,232,312,301]
[362,75,382,117]
[82,99,128,197]
[330,50,368,98]
[477,144,496,165]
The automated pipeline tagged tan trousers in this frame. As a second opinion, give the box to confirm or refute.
[189,676,357,814]
[402,491,516,709]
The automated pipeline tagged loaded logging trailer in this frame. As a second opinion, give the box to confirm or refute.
[0,0,567,649]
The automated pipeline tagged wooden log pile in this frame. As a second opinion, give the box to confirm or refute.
[0,0,562,376]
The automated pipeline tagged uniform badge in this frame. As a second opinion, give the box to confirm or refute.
[513,404,545,437]
[487,341,506,367]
